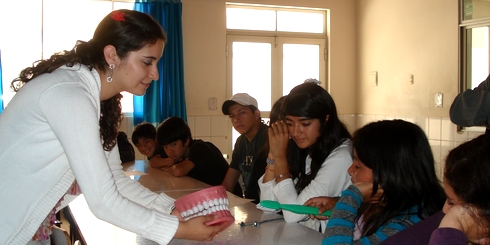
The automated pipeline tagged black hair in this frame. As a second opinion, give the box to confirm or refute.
[353,120,445,236]
[445,133,490,237]
[156,116,193,146]
[282,82,352,193]
[131,122,157,145]
[12,10,166,151]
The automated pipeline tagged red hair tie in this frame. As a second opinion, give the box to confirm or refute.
[111,11,126,22]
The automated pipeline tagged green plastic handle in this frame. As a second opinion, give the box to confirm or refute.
[260,200,332,217]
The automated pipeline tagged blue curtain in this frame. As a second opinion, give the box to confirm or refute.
[0,49,3,114]
[133,0,187,125]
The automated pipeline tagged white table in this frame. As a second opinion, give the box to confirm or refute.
[68,160,324,244]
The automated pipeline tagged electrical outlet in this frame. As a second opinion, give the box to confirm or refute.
[434,93,443,107]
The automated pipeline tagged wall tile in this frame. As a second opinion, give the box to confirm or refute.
[429,139,441,164]
[187,116,196,136]
[428,118,441,140]
[211,136,230,163]
[339,114,357,134]
[211,115,228,136]
[404,117,416,124]
[194,116,211,136]
[440,140,457,164]
[414,117,428,136]
[356,114,375,128]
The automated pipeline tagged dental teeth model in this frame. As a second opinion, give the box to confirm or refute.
[174,186,235,229]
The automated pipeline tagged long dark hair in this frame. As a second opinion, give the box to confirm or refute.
[282,83,351,193]
[445,134,490,237]
[11,10,166,151]
[353,120,445,236]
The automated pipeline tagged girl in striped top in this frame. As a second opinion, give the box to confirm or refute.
[306,120,445,244]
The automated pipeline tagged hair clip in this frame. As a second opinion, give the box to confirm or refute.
[111,11,126,22]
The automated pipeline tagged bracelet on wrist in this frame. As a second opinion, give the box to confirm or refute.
[276,172,292,179]
[266,158,274,165]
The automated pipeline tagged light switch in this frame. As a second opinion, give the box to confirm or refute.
[370,71,378,87]
[208,97,218,110]
[434,93,443,107]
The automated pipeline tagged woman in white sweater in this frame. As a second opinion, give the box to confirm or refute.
[0,9,225,245]
[258,81,353,232]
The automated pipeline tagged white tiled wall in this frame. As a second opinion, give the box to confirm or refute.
[353,114,484,181]
[120,114,484,180]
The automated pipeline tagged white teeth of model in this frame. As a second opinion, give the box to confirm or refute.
[213,198,219,206]
[219,197,224,204]
[187,208,194,215]
[211,206,217,212]
[193,206,199,213]
[197,204,204,211]
[225,199,229,205]
[203,201,209,209]
[202,209,208,215]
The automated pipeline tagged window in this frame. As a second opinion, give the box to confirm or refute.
[459,0,490,132]
[226,3,328,145]
[0,0,134,112]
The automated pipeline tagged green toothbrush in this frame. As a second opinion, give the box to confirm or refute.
[260,200,332,217]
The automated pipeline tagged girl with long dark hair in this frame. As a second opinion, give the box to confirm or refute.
[307,120,445,244]
[259,82,353,232]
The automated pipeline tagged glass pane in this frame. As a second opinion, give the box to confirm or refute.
[43,0,112,59]
[0,0,42,107]
[466,27,489,89]
[462,0,490,21]
[226,8,276,31]
[277,11,324,33]
[232,42,272,111]
[113,1,134,10]
[282,44,320,95]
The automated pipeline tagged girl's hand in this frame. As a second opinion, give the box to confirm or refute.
[174,215,229,241]
[268,120,290,159]
[439,204,489,244]
[354,182,383,204]
[304,197,339,220]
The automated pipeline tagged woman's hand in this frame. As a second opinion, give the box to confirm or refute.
[354,182,383,204]
[268,120,290,159]
[439,204,489,244]
[304,197,339,220]
[174,215,229,241]
[171,208,184,221]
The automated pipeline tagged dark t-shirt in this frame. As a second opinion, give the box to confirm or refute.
[381,211,445,245]
[230,123,268,201]
[184,139,229,186]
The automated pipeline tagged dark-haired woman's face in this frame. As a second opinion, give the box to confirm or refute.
[442,179,463,214]
[285,115,321,149]
[347,150,373,184]
[114,40,165,96]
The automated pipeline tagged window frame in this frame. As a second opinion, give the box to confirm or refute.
[458,1,490,133]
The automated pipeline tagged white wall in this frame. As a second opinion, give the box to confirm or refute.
[121,0,484,180]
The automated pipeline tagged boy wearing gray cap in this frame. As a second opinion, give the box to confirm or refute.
[221,93,268,203]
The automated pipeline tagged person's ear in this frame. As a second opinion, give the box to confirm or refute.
[184,138,190,146]
[325,115,330,122]
[103,45,119,66]
[254,109,261,120]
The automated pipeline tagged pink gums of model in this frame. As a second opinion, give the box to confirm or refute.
[174,185,235,229]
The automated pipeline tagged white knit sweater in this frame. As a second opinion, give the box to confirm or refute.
[258,139,353,232]
[0,65,179,244]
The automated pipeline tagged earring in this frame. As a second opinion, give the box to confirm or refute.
[106,64,115,83]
